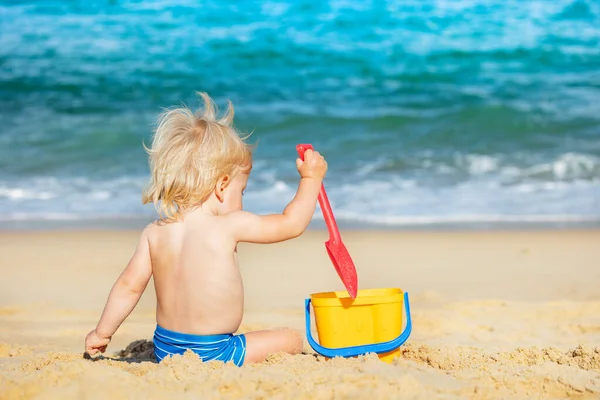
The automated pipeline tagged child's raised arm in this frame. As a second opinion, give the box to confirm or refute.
[84,226,153,355]
[226,149,327,244]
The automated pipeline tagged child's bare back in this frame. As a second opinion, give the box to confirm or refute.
[148,213,245,335]
[85,92,327,366]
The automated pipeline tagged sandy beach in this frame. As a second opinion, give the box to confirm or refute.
[1,228,599,399]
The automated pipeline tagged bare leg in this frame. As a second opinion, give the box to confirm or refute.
[243,327,304,364]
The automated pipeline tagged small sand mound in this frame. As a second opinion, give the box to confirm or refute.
[400,344,600,372]
[506,345,600,370]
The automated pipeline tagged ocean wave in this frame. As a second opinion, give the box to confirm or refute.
[348,152,600,184]
[1,156,598,226]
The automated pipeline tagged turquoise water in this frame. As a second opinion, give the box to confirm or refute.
[1,0,599,227]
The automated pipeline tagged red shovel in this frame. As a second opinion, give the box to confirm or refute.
[296,144,358,299]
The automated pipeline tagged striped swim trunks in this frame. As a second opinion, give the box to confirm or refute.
[153,325,247,366]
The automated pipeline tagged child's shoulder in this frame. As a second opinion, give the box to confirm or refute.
[135,222,158,245]
[136,220,180,255]
[138,220,173,243]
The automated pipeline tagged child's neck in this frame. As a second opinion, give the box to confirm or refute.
[185,198,222,218]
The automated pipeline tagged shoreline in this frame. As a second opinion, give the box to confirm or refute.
[1,216,599,232]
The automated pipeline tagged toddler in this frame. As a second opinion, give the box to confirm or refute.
[84,92,327,366]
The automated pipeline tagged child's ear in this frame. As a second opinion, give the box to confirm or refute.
[215,175,230,202]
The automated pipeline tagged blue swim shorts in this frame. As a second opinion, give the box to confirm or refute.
[153,325,247,366]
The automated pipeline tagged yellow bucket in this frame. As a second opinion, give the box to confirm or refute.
[305,288,412,363]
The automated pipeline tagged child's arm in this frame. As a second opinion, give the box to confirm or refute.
[85,227,153,355]
[226,149,327,244]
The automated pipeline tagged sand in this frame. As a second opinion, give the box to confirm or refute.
[1,229,599,399]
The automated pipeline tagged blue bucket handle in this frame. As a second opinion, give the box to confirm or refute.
[304,292,412,358]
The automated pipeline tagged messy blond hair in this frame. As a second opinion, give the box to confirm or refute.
[142,92,253,222]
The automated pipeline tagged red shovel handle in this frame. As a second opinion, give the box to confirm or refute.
[296,144,342,243]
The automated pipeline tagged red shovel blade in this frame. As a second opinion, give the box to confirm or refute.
[296,143,358,298]
[325,240,358,299]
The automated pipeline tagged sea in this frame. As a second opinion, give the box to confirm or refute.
[1,0,599,230]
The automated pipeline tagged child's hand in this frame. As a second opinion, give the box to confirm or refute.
[85,329,111,356]
[296,149,327,180]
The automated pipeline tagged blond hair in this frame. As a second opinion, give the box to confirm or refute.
[142,92,253,222]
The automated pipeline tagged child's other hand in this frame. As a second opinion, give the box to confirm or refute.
[296,149,327,180]
[85,329,111,356]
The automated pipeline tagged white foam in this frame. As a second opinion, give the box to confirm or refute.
[462,154,499,175]
[0,187,55,201]
[1,151,599,226]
